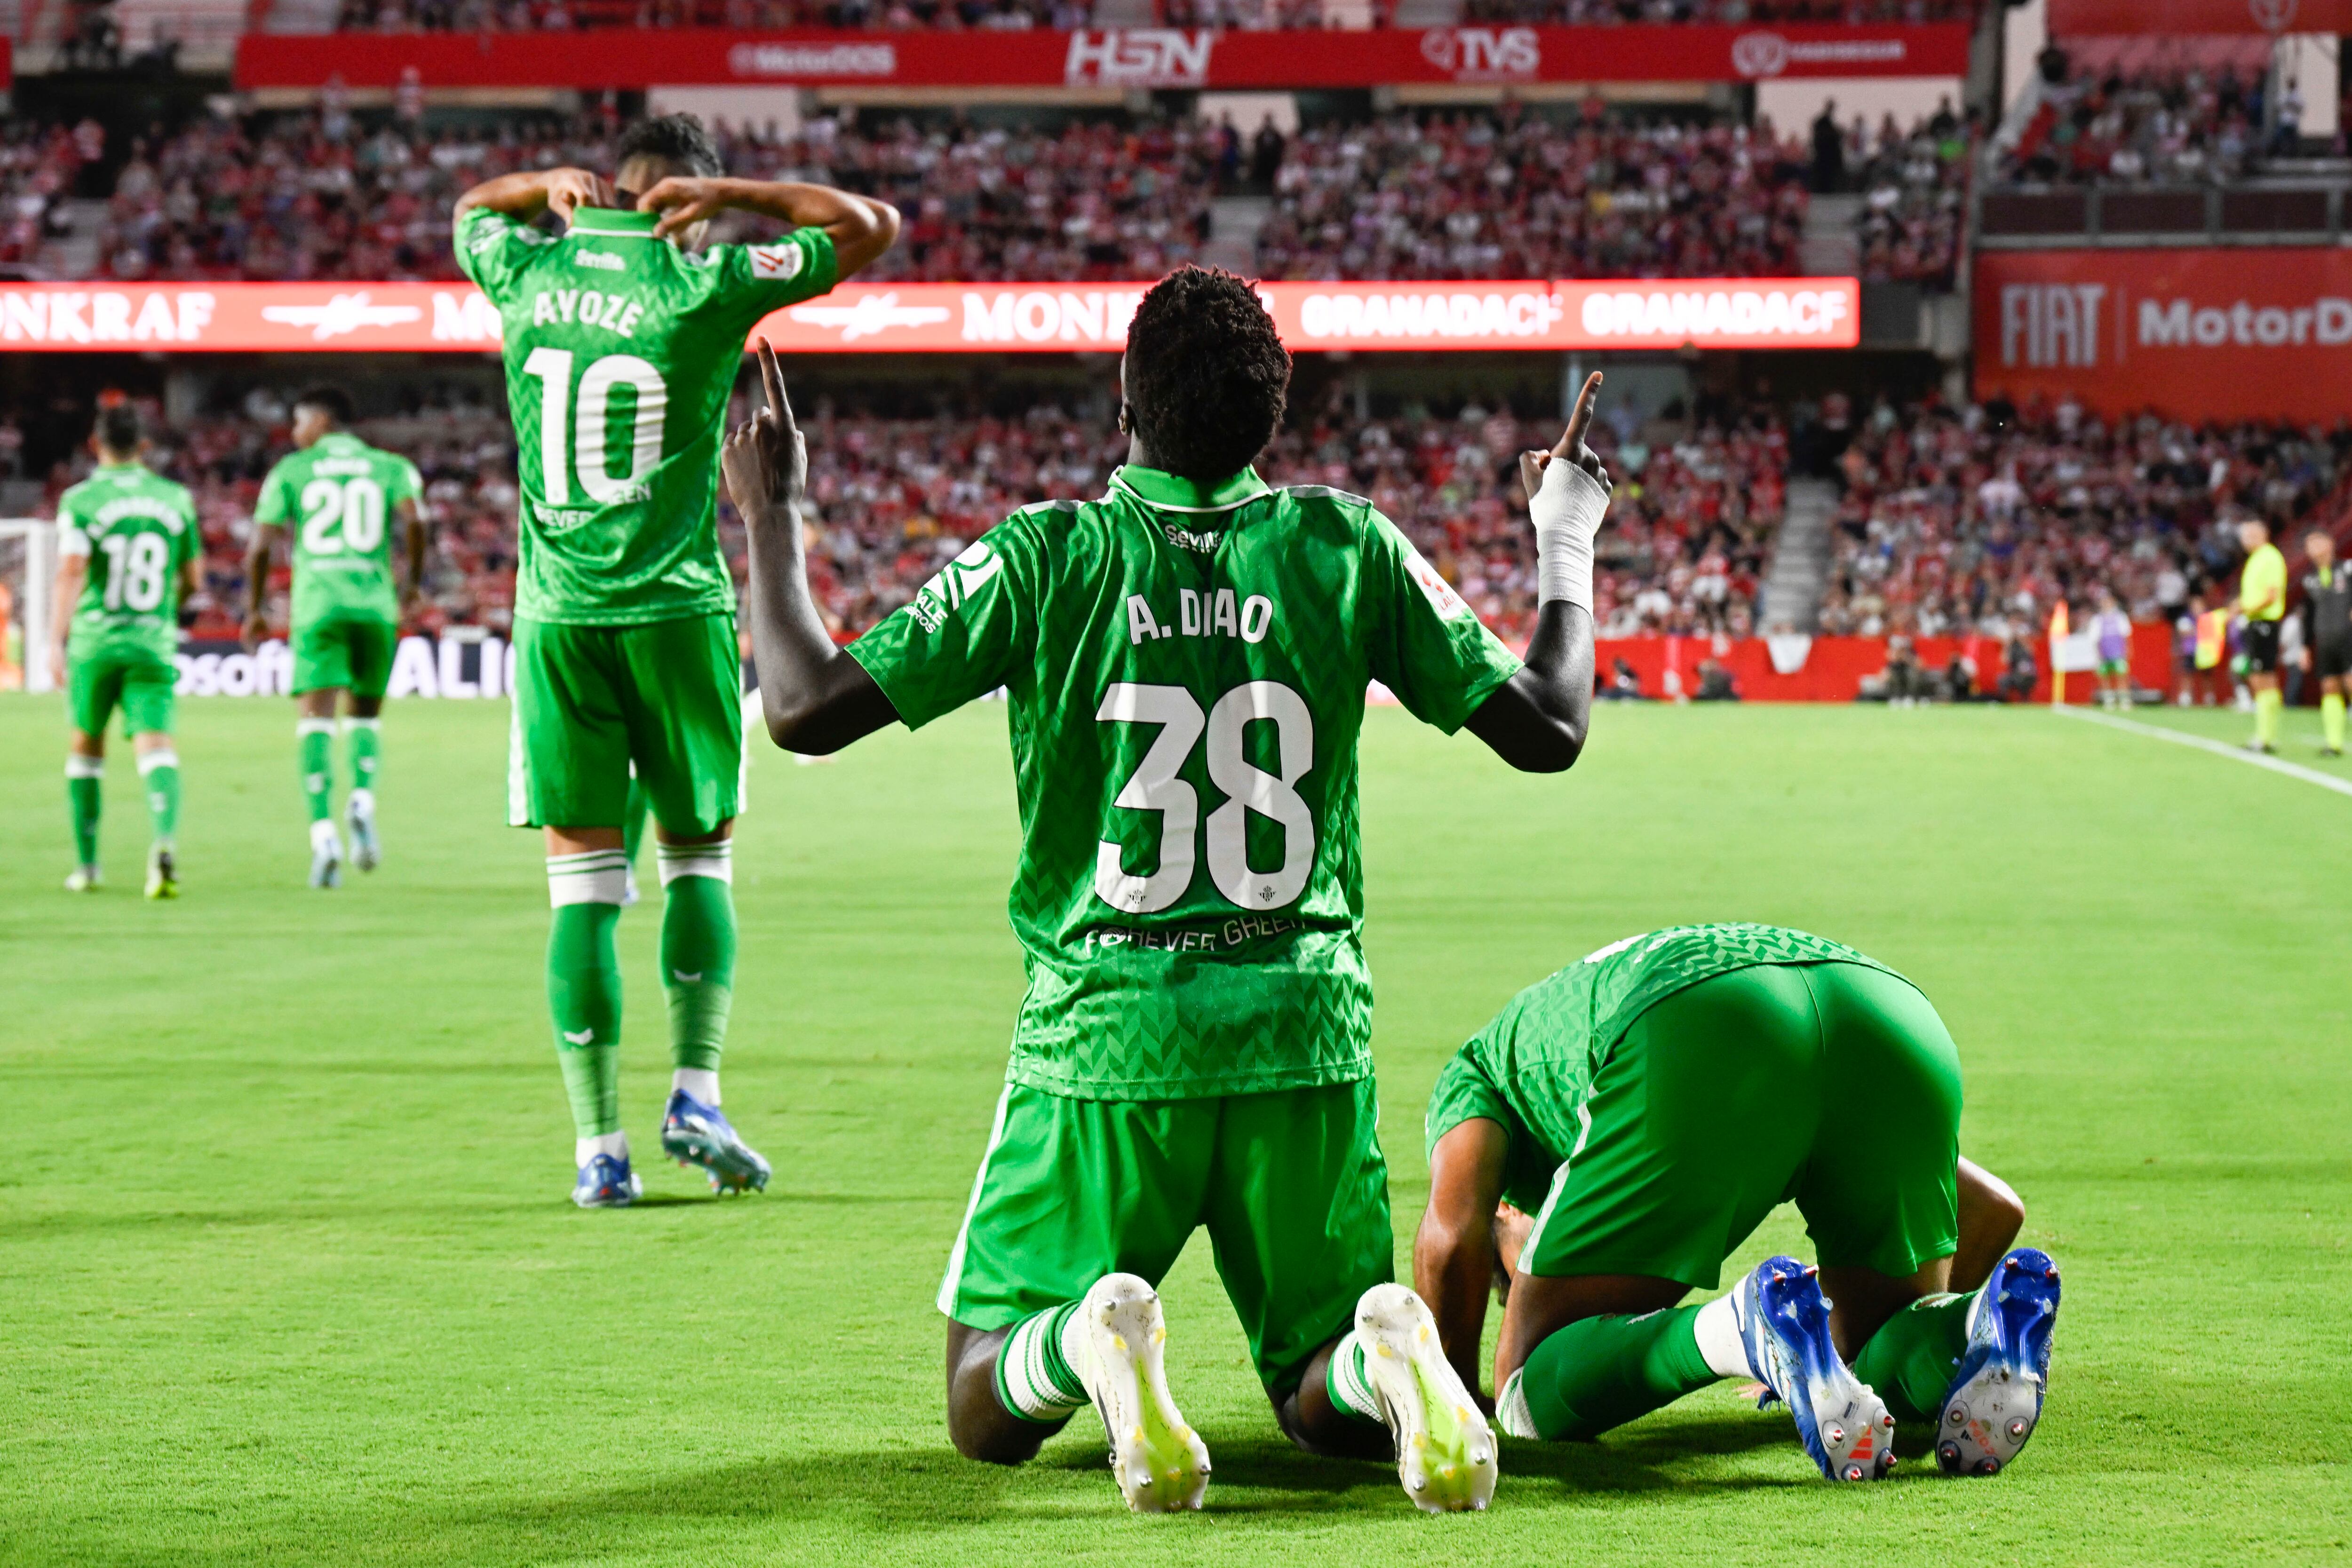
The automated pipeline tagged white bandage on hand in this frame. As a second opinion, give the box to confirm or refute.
[1529,455,1612,613]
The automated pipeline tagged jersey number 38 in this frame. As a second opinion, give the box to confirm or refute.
[1095,680,1315,916]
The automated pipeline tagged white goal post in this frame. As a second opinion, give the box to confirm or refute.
[0,519,59,694]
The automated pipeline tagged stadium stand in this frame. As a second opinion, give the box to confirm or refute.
[55,101,1851,284]
[1812,397,2352,639]
[0,119,98,276]
[77,110,1222,282]
[18,391,1785,643]
[329,0,1096,29]
[1252,105,1811,282]
[1996,60,2273,185]
[1849,107,1972,290]
[1457,0,1974,19]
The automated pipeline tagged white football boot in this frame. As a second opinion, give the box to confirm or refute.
[1068,1274,1210,1513]
[1351,1283,1499,1513]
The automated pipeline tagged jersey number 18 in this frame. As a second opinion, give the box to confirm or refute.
[97,531,169,612]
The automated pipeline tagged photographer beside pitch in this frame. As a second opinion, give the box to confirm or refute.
[1415,922,2062,1481]
[723,269,1614,1515]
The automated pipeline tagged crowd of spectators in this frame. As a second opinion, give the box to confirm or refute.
[334,0,1091,31]
[84,108,1220,284]
[328,0,1979,24]
[1254,104,1810,282]
[1996,56,2278,186]
[1812,392,2351,642]
[1847,103,1971,289]
[1257,388,1783,639]
[19,392,519,639]
[1461,0,1973,19]
[26,388,1782,646]
[0,120,100,276]
[71,99,1846,285]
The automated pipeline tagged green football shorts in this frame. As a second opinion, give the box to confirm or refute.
[291,612,398,697]
[1513,962,1962,1290]
[939,1077,1393,1395]
[509,612,742,835]
[68,642,176,737]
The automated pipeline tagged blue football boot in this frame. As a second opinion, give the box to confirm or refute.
[660,1089,771,1195]
[1732,1255,1897,1481]
[572,1152,643,1209]
[1936,1248,2061,1476]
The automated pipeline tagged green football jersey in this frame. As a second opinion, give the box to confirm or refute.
[1446,923,1907,1206]
[848,463,1524,1100]
[253,431,421,626]
[455,204,839,626]
[56,462,199,661]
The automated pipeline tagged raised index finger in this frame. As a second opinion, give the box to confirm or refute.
[755,338,793,432]
[1554,370,1604,460]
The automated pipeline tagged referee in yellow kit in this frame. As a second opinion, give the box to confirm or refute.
[2236,517,2288,753]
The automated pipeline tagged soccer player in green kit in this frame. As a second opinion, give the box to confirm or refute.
[243,385,428,887]
[52,403,200,899]
[724,269,1616,1514]
[450,114,899,1208]
[1415,924,2062,1481]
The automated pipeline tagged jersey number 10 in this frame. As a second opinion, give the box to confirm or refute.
[1095,680,1315,915]
[522,348,669,506]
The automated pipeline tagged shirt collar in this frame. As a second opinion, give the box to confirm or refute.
[316,431,362,451]
[569,206,659,238]
[1109,465,1270,515]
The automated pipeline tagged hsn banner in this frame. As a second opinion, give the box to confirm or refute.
[233,23,1967,92]
[1,277,1860,354]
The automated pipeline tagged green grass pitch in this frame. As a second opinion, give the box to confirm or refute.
[2,692,2346,1566]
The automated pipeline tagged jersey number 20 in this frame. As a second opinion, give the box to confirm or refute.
[300,476,386,554]
[1095,681,1315,915]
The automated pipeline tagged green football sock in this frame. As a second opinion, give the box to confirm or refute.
[547,850,630,1139]
[2255,687,2282,747]
[2323,693,2345,752]
[1851,1292,1975,1426]
[656,843,736,1074]
[137,746,180,845]
[345,717,381,796]
[1510,1306,1716,1441]
[66,755,102,865]
[298,720,335,823]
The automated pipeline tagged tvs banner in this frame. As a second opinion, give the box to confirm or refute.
[232,23,1967,92]
[1973,248,2352,423]
[0,277,1860,354]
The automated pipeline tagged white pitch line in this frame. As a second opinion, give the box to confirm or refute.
[2053,705,2352,799]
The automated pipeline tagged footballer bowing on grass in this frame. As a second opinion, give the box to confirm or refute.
[451,112,899,1209]
[728,268,1617,1515]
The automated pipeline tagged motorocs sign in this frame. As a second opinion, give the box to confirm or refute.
[1974,248,2352,420]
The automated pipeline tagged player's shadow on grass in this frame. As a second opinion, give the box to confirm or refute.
[438,1415,1825,1549]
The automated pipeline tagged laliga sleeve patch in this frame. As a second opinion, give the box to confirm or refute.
[749,242,806,281]
[1402,541,1473,620]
